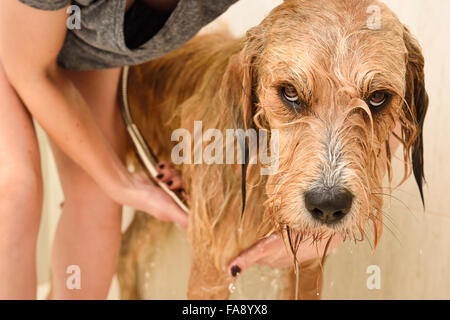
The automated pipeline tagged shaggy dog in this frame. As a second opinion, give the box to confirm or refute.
[117,0,428,299]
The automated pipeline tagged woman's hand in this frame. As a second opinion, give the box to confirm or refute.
[109,162,188,229]
[228,232,343,277]
[154,161,186,191]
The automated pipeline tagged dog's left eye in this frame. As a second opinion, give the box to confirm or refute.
[367,91,391,110]
[281,84,302,111]
[282,85,299,102]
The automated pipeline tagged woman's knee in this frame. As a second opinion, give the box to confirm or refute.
[0,164,43,240]
[0,164,43,210]
[0,57,43,221]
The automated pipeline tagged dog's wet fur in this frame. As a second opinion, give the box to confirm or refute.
[118,0,428,299]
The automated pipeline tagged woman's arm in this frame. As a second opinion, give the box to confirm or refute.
[0,2,127,192]
[0,1,187,227]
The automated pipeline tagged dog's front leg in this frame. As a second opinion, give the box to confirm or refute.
[184,184,241,299]
[278,258,324,300]
[187,255,232,300]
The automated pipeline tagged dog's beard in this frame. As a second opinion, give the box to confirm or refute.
[263,109,389,247]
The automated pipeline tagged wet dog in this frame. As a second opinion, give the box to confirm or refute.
[118,0,428,299]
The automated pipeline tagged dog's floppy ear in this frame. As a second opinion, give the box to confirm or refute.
[223,56,257,131]
[220,34,261,214]
[402,26,429,205]
[221,32,261,131]
[240,54,259,131]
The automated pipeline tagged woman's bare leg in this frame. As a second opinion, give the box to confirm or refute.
[50,68,129,299]
[0,62,43,299]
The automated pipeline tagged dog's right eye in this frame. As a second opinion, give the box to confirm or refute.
[280,84,302,111]
[367,90,391,111]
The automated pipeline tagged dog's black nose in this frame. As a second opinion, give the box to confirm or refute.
[304,188,353,225]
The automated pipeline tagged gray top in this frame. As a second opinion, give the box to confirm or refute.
[18,0,238,70]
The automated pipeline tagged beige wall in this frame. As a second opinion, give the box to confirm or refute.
[36,0,450,299]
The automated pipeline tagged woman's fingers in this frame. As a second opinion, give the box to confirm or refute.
[228,232,344,278]
[167,176,184,190]
[228,234,288,277]
[156,161,184,190]
[156,161,173,181]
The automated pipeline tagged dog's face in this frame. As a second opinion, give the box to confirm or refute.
[232,0,428,244]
